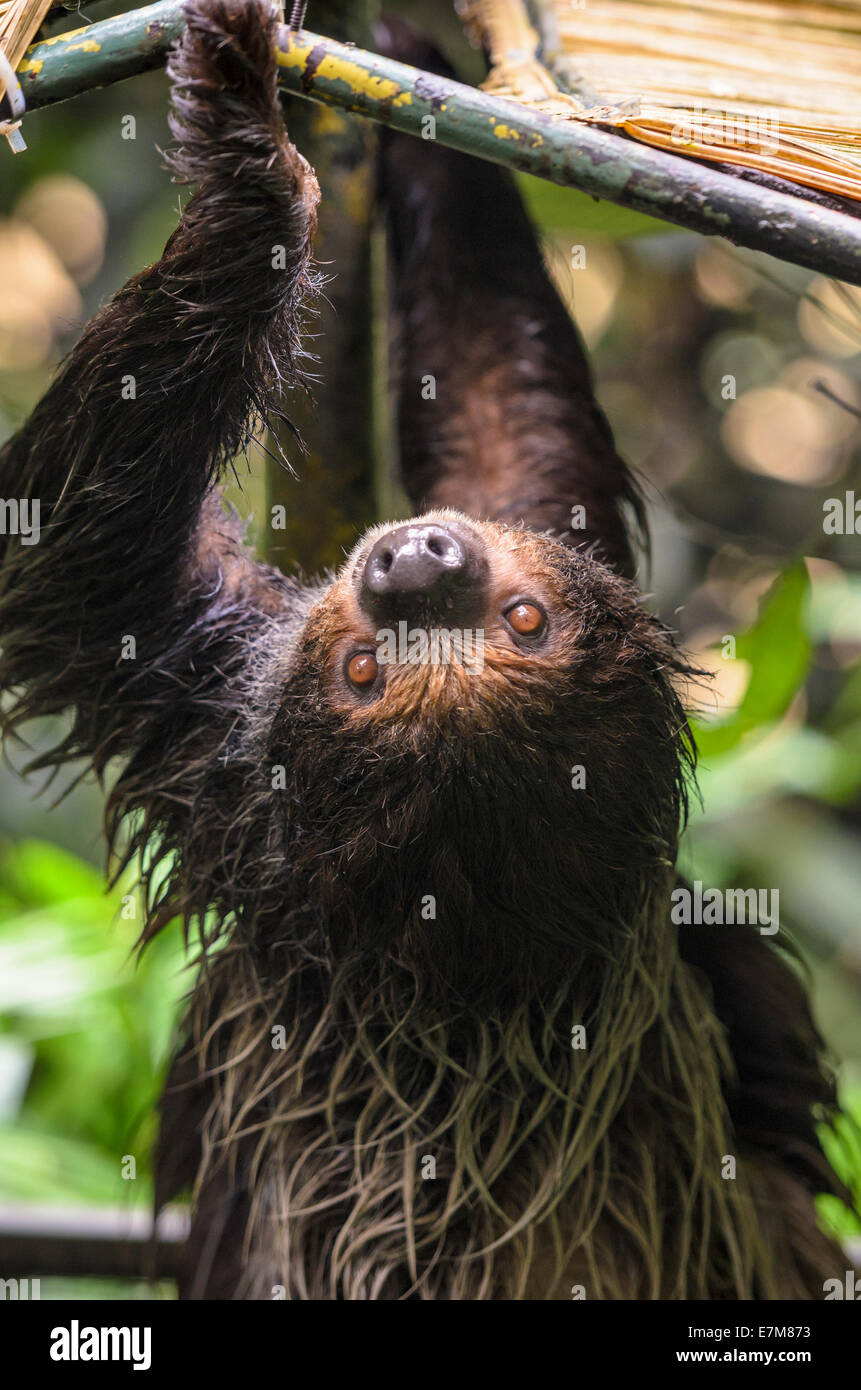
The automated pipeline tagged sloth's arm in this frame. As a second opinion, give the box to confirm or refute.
[0,0,317,778]
[378,20,642,579]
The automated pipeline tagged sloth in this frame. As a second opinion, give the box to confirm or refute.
[0,0,853,1299]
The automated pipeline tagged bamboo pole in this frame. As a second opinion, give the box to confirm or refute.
[0,1202,188,1283]
[14,1,861,286]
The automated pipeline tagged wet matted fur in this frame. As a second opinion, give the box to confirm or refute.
[0,1,854,1299]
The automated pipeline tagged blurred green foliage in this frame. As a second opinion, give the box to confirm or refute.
[820,1106,861,1238]
[691,561,813,760]
[682,562,861,1235]
[0,839,188,1206]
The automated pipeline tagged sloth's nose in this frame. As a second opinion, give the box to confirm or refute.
[365,523,466,596]
[361,522,481,618]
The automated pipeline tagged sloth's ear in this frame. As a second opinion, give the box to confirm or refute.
[376,19,644,580]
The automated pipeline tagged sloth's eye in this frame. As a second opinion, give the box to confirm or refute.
[346,651,379,688]
[505,602,546,638]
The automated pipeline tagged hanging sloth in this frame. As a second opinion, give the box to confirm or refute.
[0,0,853,1298]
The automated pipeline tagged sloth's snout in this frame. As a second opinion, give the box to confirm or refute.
[365,524,466,595]
[361,522,485,621]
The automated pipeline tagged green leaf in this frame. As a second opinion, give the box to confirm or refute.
[692,560,812,760]
[817,1087,861,1238]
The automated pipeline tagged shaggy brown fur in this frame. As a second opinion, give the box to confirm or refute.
[0,1,854,1299]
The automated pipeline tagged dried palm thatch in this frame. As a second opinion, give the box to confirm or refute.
[0,0,52,84]
[0,1,52,150]
[459,0,861,203]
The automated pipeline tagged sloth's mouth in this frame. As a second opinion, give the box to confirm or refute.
[334,639,553,744]
[372,620,488,676]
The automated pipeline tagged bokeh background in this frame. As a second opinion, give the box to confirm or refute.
[0,0,858,1295]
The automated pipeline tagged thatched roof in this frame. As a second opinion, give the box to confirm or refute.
[459,0,861,202]
[0,1,52,82]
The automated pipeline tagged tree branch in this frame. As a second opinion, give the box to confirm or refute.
[14,1,861,285]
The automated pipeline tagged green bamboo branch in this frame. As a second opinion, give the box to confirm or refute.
[14,0,861,286]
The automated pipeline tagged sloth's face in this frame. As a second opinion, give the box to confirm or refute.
[297,510,606,742]
[271,509,691,857]
[265,511,691,986]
